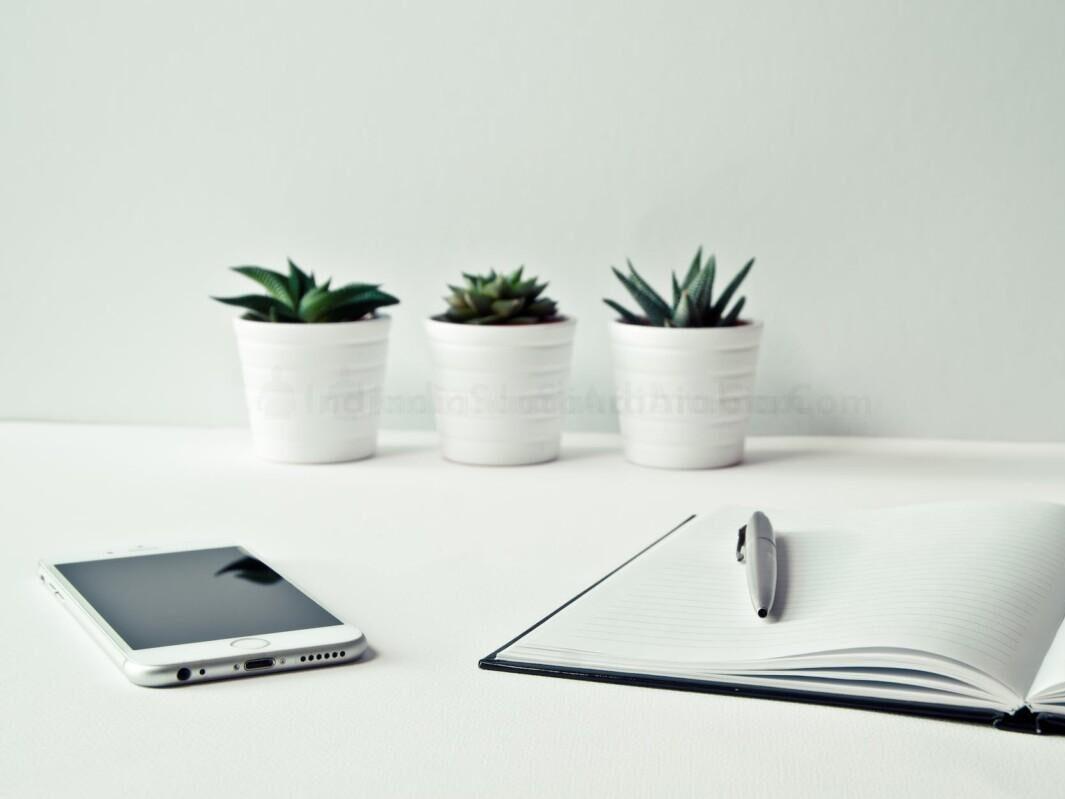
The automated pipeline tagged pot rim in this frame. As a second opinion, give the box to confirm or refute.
[233,312,391,329]
[425,315,577,343]
[609,318,762,332]
[426,315,576,329]
[233,312,391,344]
[608,317,762,351]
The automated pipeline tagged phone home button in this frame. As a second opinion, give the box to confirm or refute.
[230,637,269,650]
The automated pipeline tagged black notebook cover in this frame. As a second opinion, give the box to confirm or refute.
[479,515,1060,735]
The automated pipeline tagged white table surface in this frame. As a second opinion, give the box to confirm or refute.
[3,423,1065,798]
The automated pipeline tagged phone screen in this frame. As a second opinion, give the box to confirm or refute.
[55,547,341,649]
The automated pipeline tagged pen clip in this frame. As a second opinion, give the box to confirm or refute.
[736,525,747,562]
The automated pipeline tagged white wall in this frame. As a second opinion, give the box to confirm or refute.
[3,0,1063,440]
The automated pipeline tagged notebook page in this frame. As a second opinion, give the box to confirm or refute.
[497,502,1065,699]
[1027,623,1065,703]
[1025,609,1065,701]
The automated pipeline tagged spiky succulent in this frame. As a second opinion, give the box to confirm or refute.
[439,267,561,324]
[212,259,399,323]
[605,248,753,327]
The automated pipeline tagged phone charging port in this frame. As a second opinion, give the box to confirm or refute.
[244,658,275,671]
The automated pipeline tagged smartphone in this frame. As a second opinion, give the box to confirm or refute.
[38,544,367,687]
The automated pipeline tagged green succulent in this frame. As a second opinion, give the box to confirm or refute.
[604,247,753,327]
[212,259,399,323]
[439,267,561,325]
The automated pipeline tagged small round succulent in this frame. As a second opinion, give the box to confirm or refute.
[439,267,561,325]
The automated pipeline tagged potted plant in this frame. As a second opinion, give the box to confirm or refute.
[425,268,576,465]
[212,259,399,463]
[604,248,760,469]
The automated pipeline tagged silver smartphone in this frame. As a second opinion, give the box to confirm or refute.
[39,544,367,687]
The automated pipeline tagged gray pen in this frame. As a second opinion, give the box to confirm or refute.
[736,511,777,619]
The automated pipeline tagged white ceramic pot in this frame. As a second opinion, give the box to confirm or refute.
[425,317,577,465]
[609,320,763,469]
[232,316,390,463]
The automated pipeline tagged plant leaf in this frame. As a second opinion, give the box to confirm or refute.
[526,299,557,317]
[342,288,398,310]
[514,278,541,298]
[680,247,702,291]
[301,285,392,323]
[230,266,294,308]
[709,258,753,324]
[673,290,697,327]
[332,283,383,296]
[464,291,492,314]
[685,261,714,321]
[324,293,398,322]
[482,275,507,300]
[297,286,328,319]
[287,259,313,301]
[721,295,746,326]
[697,254,716,310]
[298,283,377,319]
[625,260,671,319]
[212,294,299,321]
[603,298,643,324]
[445,305,479,321]
[490,298,523,318]
[611,266,668,325]
[671,271,682,311]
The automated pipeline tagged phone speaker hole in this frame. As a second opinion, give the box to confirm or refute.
[299,651,346,663]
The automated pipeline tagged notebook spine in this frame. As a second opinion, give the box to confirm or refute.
[483,656,1065,736]
[992,708,1065,735]
[1036,713,1065,735]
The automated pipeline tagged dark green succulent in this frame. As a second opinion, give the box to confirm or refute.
[604,248,753,327]
[439,267,561,324]
[212,259,399,323]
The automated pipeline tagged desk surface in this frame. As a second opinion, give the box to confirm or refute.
[3,423,1065,798]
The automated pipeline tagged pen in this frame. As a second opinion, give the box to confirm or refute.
[736,511,777,619]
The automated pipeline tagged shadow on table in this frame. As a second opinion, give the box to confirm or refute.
[371,443,430,460]
[354,645,378,664]
[559,446,819,468]
[556,445,616,464]
[741,447,819,467]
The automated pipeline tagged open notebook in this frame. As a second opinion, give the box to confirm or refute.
[480,502,1065,734]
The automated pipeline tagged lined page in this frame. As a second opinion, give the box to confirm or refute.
[498,502,1065,699]
[1027,621,1065,702]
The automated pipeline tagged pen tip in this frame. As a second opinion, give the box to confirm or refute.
[757,608,768,618]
